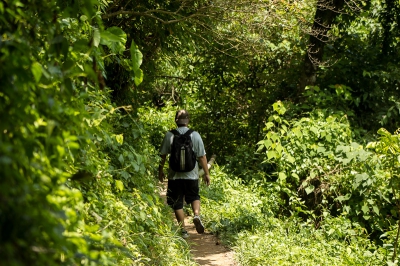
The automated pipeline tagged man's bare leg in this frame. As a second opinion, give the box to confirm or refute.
[174,199,200,225]
[174,209,189,238]
[191,200,205,233]
[191,200,200,216]
[174,209,185,227]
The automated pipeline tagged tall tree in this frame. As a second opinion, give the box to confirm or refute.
[298,0,346,93]
[297,0,371,99]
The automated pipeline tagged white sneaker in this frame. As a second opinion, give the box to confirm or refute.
[181,229,189,239]
[193,215,205,234]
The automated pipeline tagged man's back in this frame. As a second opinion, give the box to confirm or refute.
[160,126,206,180]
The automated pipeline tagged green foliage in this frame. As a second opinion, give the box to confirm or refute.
[224,145,270,183]
[201,165,385,265]
[320,0,400,132]
[130,40,144,86]
[234,218,383,265]
[2,0,400,264]
[137,104,177,151]
[366,128,400,263]
[257,99,356,190]
[0,0,194,264]
[201,165,283,243]
[254,98,400,263]
[1,0,101,263]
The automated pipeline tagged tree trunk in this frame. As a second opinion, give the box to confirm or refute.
[298,0,345,95]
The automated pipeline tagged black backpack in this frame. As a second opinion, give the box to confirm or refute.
[169,129,197,172]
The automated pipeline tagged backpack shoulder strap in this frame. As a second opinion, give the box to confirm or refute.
[183,129,194,137]
[170,129,180,135]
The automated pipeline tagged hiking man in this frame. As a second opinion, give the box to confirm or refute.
[158,109,211,238]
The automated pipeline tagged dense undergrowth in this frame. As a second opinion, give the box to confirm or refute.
[0,83,197,265]
[0,1,194,264]
[199,93,400,265]
[201,165,387,265]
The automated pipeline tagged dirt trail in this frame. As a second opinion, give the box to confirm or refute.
[184,215,236,266]
[159,183,237,266]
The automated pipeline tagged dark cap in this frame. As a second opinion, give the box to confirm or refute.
[175,110,190,125]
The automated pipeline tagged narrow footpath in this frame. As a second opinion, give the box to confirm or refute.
[184,214,236,266]
[160,182,237,266]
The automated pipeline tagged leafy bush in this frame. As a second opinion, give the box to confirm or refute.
[257,100,382,222]
[137,104,178,152]
[255,98,400,263]
[224,144,272,183]
[200,164,385,265]
[201,165,283,244]
[234,218,384,266]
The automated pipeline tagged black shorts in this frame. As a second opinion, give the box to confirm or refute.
[167,179,200,210]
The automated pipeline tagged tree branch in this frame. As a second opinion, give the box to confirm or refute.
[103,9,209,23]
[150,75,195,81]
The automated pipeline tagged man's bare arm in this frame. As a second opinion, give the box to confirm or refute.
[198,155,211,186]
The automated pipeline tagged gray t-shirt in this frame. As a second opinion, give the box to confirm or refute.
[160,127,206,180]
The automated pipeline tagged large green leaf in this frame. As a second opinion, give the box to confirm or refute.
[115,180,124,191]
[134,69,144,87]
[93,28,100,47]
[31,62,42,82]
[305,185,315,195]
[130,40,143,71]
[130,40,143,86]
[100,27,127,54]
[361,204,369,214]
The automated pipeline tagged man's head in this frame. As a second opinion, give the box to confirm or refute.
[175,109,190,126]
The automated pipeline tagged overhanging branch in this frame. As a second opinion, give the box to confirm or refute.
[102,6,210,23]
